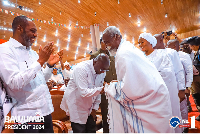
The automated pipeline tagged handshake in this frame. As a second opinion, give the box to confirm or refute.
[100,80,118,94]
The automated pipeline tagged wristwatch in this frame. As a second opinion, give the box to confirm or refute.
[47,63,55,68]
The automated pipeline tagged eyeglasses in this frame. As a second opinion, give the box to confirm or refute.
[100,69,109,72]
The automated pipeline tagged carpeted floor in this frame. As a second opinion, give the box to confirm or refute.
[188,95,200,133]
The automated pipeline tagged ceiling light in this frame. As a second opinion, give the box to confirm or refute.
[39,26,41,29]
[66,43,69,51]
[76,21,78,26]
[3,0,10,6]
[56,39,59,46]
[172,27,176,33]
[76,47,79,54]
[78,0,80,3]
[55,29,58,36]
[39,0,41,5]
[11,3,15,7]
[81,34,83,37]
[124,34,127,41]
[118,0,120,4]
[87,43,90,50]
[43,35,46,42]
[68,24,71,30]
[143,27,146,33]
[51,17,53,22]
[84,51,86,57]
[132,37,135,44]
[75,55,76,60]
[107,22,109,26]
[165,13,168,18]
[35,39,37,46]
[68,35,71,42]
[95,12,96,16]
[78,39,81,46]
[129,13,131,17]
[137,20,141,27]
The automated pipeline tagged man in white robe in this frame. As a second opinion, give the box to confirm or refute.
[167,40,193,122]
[138,33,182,133]
[102,26,174,133]
[154,34,186,103]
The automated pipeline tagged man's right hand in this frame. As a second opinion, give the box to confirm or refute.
[37,42,54,67]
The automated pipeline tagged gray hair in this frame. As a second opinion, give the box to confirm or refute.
[103,26,121,38]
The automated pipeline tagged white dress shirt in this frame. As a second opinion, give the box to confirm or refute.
[60,60,105,124]
[178,51,193,87]
[50,73,64,84]
[0,38,54,123]
[166,48,186,90]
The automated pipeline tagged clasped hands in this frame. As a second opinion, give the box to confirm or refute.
[37,41,63,67]
[100,80,118,94]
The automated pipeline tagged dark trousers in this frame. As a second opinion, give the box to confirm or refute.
[191,75,200,112]
[100,93,109,133]
[14,114,54,133]
[71,115,96,133]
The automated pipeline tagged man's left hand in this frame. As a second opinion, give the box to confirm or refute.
[91,109,97,121]
[48,50,63,66]
[185,87,190,97]
[179,90,186,103]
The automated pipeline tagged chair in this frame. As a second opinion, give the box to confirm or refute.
[52,120,68,133]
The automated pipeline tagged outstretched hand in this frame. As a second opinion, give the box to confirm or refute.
[47,49,63,66]
[37,41,54,67]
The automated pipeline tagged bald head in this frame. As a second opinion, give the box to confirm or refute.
[93,53,110,74]
[167,39,179,51]
[12,16,32,34]
[153,34,165,49]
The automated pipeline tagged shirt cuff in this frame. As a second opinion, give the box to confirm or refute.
[33,61,42,73]
[45,64,54,73]
[186,82,192,88]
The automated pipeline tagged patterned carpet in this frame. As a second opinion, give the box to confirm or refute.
[188,95,200,133]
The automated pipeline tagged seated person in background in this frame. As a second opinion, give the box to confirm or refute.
[46,80,54,91]
[60,54,72,79]
[60,78,70,91]
[60,53,110,133]
[50,68,64,85]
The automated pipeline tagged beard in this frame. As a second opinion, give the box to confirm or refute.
[21,31,32,47]
[108,48,117,56]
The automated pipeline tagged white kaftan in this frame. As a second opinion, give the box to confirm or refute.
[105,41,174,133]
